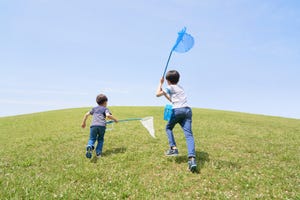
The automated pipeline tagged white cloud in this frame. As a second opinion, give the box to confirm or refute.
[0,88,88,96]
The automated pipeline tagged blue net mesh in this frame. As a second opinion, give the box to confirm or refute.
[173,33,194,53]
[162,27,195,77]
[172,27,194,53]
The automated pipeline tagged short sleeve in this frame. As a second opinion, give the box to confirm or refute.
[165,86,173,95]
[105,108,112,116]
[89,108,95,115]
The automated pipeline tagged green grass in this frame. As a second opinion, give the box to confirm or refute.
[0,106,299,199]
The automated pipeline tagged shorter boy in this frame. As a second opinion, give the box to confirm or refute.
[81,94,118,159]
[156,70,197,172]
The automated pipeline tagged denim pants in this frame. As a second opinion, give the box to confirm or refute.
[87,126,106,155]
[166,107,196,158]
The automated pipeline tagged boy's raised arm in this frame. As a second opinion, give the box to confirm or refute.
[156,77,165,97]
[156,78,171,102]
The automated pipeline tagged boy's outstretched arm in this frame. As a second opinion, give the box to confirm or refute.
[81,112,90,128]
[107,113,118,123]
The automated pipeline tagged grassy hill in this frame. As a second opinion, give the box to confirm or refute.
[0,107,299,199]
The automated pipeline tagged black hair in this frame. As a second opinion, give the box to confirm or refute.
[96,94,108,105]
[166,70,180,84]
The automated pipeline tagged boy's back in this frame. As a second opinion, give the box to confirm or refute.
[166,84,188,108]
[90,106,109,127]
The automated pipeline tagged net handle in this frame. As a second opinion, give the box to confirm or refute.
[106,117,155,138]
[106,118,142,124]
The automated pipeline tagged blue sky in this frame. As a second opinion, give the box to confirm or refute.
[1,0,300,119]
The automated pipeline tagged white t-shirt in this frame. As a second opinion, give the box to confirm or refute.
[165,84,188,108]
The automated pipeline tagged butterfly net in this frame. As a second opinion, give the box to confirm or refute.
[172,27,194,53]
[140,117,155,138]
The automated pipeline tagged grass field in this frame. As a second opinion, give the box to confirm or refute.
[0,106,299,199]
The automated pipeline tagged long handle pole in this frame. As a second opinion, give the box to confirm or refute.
[162,50,173,78]
[106,118,142,124]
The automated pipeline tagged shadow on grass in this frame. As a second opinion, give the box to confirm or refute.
[210,159,241,170]
[90,147,127,163]
[172,151,210,173]
[103,147,127,156]
[173,151,241,172]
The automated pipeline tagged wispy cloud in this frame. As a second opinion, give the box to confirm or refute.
[0,88,88,96]
[0,99,62,106]
[102,87,129,94]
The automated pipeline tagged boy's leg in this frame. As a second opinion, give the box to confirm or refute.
[95,126,106,156]
[179,108,196,158]
[86,126,97,158]
[180,107,197,172]
[165,111,180,156]
[87,126,97,148]
[166,117,177,149]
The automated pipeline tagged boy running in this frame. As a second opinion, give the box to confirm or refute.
[156,70,197,172]
[81,94,118,159]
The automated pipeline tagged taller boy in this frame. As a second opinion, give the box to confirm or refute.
[156,70,197,172]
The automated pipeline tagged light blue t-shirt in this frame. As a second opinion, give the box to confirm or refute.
[165,84,188,109]
[89,106,111,127]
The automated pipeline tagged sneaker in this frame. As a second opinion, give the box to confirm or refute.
[188,158,197,172]
[165,148,179,156]
[96,153,101,158]
[86,146,92,159]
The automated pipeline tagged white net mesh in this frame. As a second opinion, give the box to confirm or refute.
[140,117,155,138]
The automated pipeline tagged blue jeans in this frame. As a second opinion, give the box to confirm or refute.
[87,126,106,155]
[166,107,196,158]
